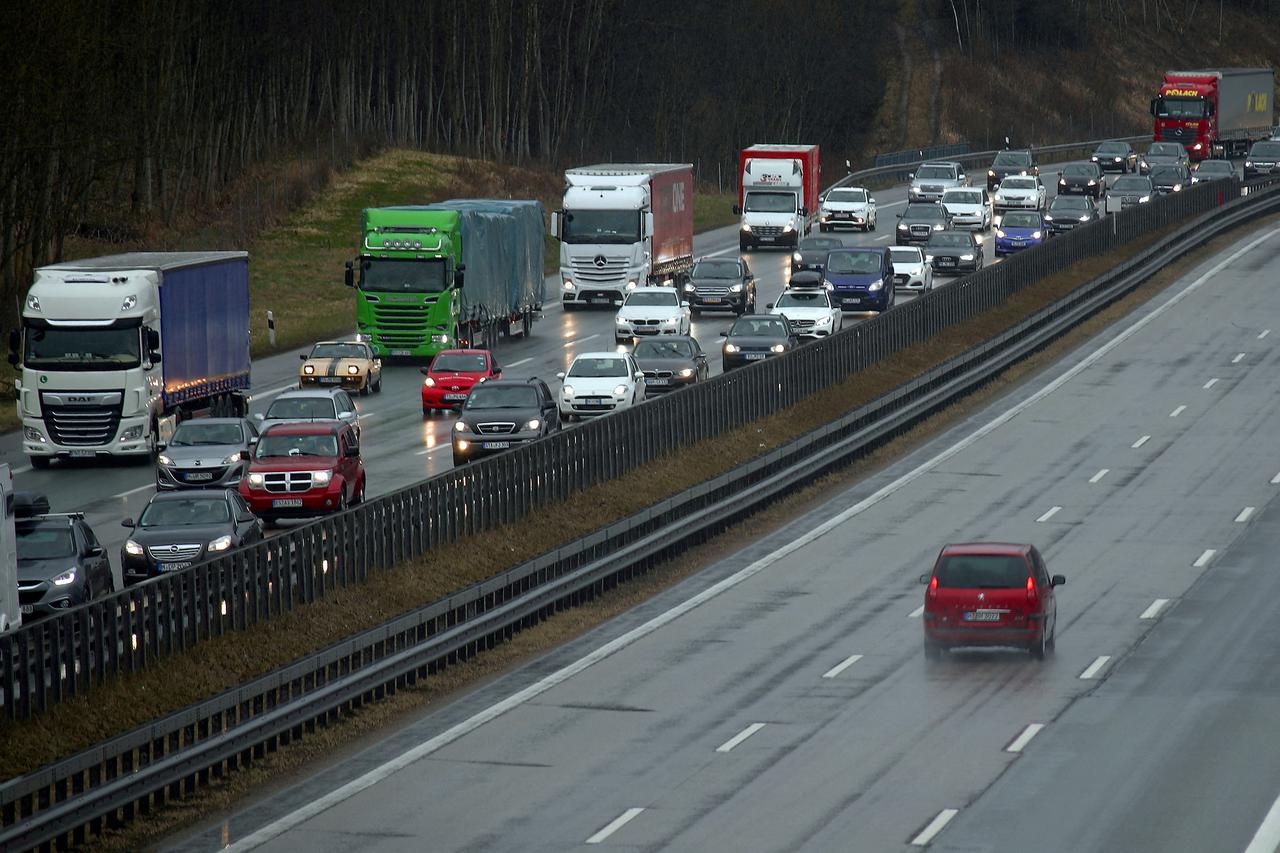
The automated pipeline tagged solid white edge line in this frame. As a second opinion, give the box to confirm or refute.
[1236,506,1256,523]
[908,605,925,618]
[564,333,600,349]
[1169,405,1187,418]
[1244,791,1280,853]
[1271,472,1280,485]
[821,653,864,679]
[1132,435,1151,448]
[1258,329,1271,340]
[1233,352,1246,363]
[1080,655,1112,679]
[1036,506,1062,523]
[505,357,534,368]
[1194,548,1217,568]
[1005,723,1046,753]
[911,808,959,846]
[715,722,766,753]
[1204,377,1219,389]
[1089,469,1109,484]
[586,807,645,845]
[1139,598,1169,620]
[221,226,1280,852]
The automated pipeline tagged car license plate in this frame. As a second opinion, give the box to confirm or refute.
[842,298,861,306]
[834,213,851,219]
[939,258,956,266]
[160,562,192,573]
[703,297,722,304]
[443,393,468,401]
[69,450,94,459]
[184,472,214,482]
[19,605,33,615]
[272,498,304,508]
[1011,240,1026,246]
[744,353,767,360]
[390,349,412,356]
[481,441,510,450]
[963,610,1002,622]
[318,376,342,384]
[646,378,669,386]
[589,297,612,304]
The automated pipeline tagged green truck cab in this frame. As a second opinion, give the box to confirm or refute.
[346,202,546,358]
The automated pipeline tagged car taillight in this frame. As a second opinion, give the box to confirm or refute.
[1026,575,1037,602]
[928,576,938,598]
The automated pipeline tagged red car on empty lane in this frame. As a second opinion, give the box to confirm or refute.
[421,349,502,414]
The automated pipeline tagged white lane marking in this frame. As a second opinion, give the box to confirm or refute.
[1089,468,1109,484]
[1079,655,1112,679]
[1203,377,1219,389]
[223,227,1280,852]
[1271,472,1280,485]
[1233,352,1246,364]
[1258,329,1271,340]
[1140,598,1169,620]
[1194,549,1217,568]
[1169,405,1187,418]
[908,605,924,618]
[505,357,534,368]
[875,234,892,242]
[1243,790,1280,853]
[700,246,739,259]
[911,808,959,846]
[1236,506,1256,523]
[821,654,864,679]
[250,383,297,402]
[586,808,645,845]
[1036,506,1062,523]
[414,446,448,457]
[1005,723,1046,753]
[112,483,154,500]
[716,722,766,753]
[1132,435,1151,448]
[565,334,599,349]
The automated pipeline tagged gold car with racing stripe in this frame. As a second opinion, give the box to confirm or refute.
[299,340,383,395]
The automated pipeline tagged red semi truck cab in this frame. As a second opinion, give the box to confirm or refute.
[735,145,821,250]
[1151,68,1274,160]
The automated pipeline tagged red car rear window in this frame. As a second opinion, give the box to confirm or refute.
[936,554,1029,588]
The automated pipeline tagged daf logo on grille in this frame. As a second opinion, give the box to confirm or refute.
[66,396,92,403]
[593,255,608,268]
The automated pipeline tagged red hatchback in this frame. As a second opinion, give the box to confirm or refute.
[421,349,502,414]
[238,421,365,525]
[920,543,1065,659]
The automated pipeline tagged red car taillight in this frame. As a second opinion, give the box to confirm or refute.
[928,576,938,598]
[1026,575,1037,602]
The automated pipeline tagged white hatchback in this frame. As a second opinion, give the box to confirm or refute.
[614,287,691,345]
[941,187,993,231]
[557,352,646,420]
[889,245,934,291]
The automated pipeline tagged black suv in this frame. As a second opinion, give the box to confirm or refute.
[15,493,113,617]
[452,378,561,466]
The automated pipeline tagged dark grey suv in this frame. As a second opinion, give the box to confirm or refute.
[452,378,561,466]
[16,494,113,617]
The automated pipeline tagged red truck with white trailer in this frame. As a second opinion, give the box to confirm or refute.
[554,164,694,307]
[734,145,822,250]
[1150,68,1275,160]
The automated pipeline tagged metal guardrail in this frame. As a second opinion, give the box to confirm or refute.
[874,142,971,167]
[4,174,1279,852]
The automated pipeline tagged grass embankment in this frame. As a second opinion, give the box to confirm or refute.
[0,217,1194,782]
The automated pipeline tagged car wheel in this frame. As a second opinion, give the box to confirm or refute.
[260,515,277,529]
[1046,622,1057,653]
[870,216,876,232]
[924,639,944,661]
[373,374,383,393]
[819,223,828,233]
[739,238,751,252]
[1029,631,1047,660]
[353,480,366,505]
[614,336,628,346]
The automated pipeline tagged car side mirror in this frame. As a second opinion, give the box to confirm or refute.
[918,573,930,585]
[492,370,502,378]
[869,197,877,204]
[766,303,774,310]
[253,413,264,422]
[419,367,431,375]
[680,302,689,309]
[6,352,17,368]
[121,518,135,529]
[338,410,354,419]
[555,372,566,380]
[248,437,258,446]
[634,371,644,380]
[344,260,354,288]
[1051,574,1066,587]
[299,353,308,361]
[719,330,730,338]
[346,445,360,457]
[155,442,166,452]
[732,204,742,215]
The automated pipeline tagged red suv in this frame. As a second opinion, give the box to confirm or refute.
[238,421,366,525]
[920,543,1065,660]
[421,349,501,414]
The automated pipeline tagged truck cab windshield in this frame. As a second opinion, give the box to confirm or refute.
[23,325,141,371]
[358,258,448,293]
[561,210,641,244]
[1155,97,1206,118]
[743,192,797,213]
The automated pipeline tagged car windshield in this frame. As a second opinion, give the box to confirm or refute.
[800,237,843,250]
[1001,212,1041,228]
[1096,143,1127,154]
[16,525,76,559]
[256,433,338,458]
[311,343,368,359]
[826,252,883,274]
[1050,197,1089,211]
[927,233,971,248]
[992,152,1030,167]
[743,191,796,213]
[1251,142,1280,158]
[890,248,923,263]
[776,292,828,308]
[1063,165,1093,177]
[139,498,231,528]
[624,291,679,307]
[691,260,741,279]
[568,357,629,378]
[635,340,694,359]
[730,317,787,337]
[1150,167,1184,183]
[916,165,956,179]
[825,189,867,203]
[1001,178,1036,190]
[1148,143,1184,157]
[935,554,1030,588]
[903,205,944,221]
[1113,177,1152,193]
[465,385,540,408]
[1197,162,1233,174]
[431,353,488,373]
[561,209,641,244]
[943,190,983,205]
[265,397,338,420]
[170,422,244,447]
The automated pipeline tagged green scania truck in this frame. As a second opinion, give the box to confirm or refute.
[345,200,546,357]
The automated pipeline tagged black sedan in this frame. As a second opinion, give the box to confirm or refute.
[1140,142,1189,175]
[1043,195,1101,234]
[1244,140,1280,179]
[896,203,953,245]
[16,501,113,616]
[1057,163,1106,199]
[633,337,709,393]
[923,230,984,273]
[683,257,756,314]
[791,235,844,273]
[1191,160,1236,183]
[121,490,264,585]
[1090,141,1138,173]
[721,315,799,371]
[452,378,560,465]
[986,149,1037,190]
[1150,164,1192,194]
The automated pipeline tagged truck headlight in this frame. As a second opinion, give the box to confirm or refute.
[24,427,46,442]
[157,454,174,466]
[303,364,315,375]
[52,568,77,586]
[124,540,144,556]
[312,469,332,486]
[430,333,451,343]
[625,280,637,291]
[119,426,143,441]
[208,535,233,553]
[247,472,265,488]
[562,280,575,290]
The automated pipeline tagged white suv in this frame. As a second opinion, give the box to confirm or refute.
[909,162,970,203]
[557,352,646,420]
[614,287,691,345]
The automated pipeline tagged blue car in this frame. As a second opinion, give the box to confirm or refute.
[994,211,1047,255]
[822,247,896,312]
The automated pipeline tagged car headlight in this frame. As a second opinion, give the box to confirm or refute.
[562,280,576,291]
[1138,195,1151,203]
[1172,184,1182,192]
[1032,231,1043,239]
[613,384,629,396]
[615,316,627,325]
[1087,179,1096,186]
[52,567,77,586]
[897,223,908,231]
[454,421,468,432]
[247,472,265,488]
[157,453,174,466]
[770,344,786,353]
[1058,179,1067,185]
[423,376,436,387]
[526,418,541,431]
[1044,214,1055,221]
[208,535,233,553]
[303,364,315,375]
[740,223,752,232]
[223,452,245,464]
[792,252,803,263]
[1245,161,1253,168]
[1114,157,1122,162]
[869,278,883,291]
[933,223,944,230]
[347,364,360,375]
[562,384,575,396]
[994,228,1005,238]
[924,254,934,262]
[724,343,740,353]
[124,540,144,556]
[677,368,695,378]
[312,469,332,486]
[1140,160,1148,169]
[1090,156,1098,162]
[729,283,743,293]
[988,169,996,177]
[960,254,974,260]
[683,283,695,292]
[1079,215,1091,221]
[661,316,679,324]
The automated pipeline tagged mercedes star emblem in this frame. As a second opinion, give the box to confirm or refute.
[593,255,608,268]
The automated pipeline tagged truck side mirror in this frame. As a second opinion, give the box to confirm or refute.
[798,207,808,217]
[344,260,354,288]
[7,329,17,354]
[146,328,160,351]
[550,210,562,238]
[454,270,465,289]
[1149,98,1157,116]
[644,211,654,238]
[732,204,742,215]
